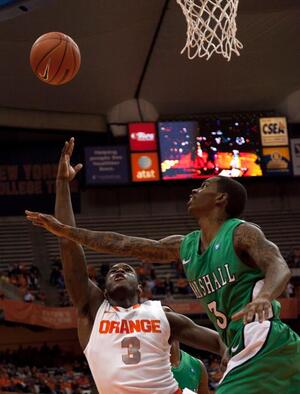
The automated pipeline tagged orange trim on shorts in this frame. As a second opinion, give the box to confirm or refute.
[174,389,182,394]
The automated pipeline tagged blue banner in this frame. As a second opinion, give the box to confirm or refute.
[85,146,129,185]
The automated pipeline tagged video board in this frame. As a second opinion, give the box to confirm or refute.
[158,119,263,180]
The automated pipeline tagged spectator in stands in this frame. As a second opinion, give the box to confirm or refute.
[140,281,153,302]
[0,263,44,304]
[286,281,295,298]
[173,260,185,278]
[145,275,156,292]
[59,290,71,307]
[176,274,190,295]
[0,346,94,394]
[136,263,146,281]
[24,290,35,303]
[153,276,166,296]
[0,345,225,392]
[287,246,300,268]
[206,356,223,391]
[50,258,63,285]
[36,290,47,305]
[164,274,174,297]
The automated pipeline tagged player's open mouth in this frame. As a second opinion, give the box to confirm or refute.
[114,274,126,281]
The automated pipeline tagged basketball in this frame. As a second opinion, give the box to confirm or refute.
[30,32,81,86]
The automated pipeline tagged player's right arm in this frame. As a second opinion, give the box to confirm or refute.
[166,311,226,357]
[25,211,183,263]
[54,138,104,316]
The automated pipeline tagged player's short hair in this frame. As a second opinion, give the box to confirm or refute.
[216,176,247,218]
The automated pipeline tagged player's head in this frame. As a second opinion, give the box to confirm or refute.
[216,176,247,217]
[104,263,142,303]
[188,176,247,219]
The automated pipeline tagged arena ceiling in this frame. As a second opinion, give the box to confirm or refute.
[0,0,299,132]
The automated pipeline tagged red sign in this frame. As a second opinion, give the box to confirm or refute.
[131,152,160,182]
[129,123,157,151]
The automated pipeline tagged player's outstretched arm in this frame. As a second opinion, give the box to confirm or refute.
[166,311,226,356]
[232,222,291,324]
[25,210,183,263]
[54,138,103,314]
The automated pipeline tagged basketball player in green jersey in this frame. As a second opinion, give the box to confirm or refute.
[170,340,209,394]
[26,139,300,393]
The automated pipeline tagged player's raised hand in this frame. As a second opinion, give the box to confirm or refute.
[25,210,65,238]
[231,296,272,324]
[57,137,83,182]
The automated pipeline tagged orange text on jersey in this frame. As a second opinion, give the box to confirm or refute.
[99,319,162,334]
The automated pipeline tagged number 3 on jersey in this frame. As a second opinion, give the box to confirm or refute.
[122,337,141,365]
[208,301,227,329]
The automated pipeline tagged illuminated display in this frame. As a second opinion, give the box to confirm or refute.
[262,146,291,175]
[159,119,263,179]
[129,122,158,151]
[131,152,160,182]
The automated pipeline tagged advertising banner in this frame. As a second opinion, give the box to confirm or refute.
[290,138,300,176]
[0,298,298,326]
[0,143,80,215]
[262,146,291,175]
[131,152,160,182]
[259,117,288,146]
[2,300,77,329]
[85,146,129,185]
[129,123,157,152]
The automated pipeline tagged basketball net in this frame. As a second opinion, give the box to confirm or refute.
[176,0,243,61]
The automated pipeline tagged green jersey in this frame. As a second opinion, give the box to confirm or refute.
[180,218,281,346]
[171,350,202,392]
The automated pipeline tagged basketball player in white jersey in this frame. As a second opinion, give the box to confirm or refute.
[26,138,226,394]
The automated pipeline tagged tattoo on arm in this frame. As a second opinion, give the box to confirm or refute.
[234,223,291,298]
[62,228,183,263]
[234,223,286,271]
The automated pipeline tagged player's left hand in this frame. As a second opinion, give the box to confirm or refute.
[231,296,272,324]
[57,137,83,182]
[25,210,65,238]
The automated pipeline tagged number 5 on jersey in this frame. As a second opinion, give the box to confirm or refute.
[208,301,227,329]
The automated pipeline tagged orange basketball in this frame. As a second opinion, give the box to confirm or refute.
[30,32,81,86]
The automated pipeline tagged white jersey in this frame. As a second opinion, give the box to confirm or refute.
[84,299,179,394]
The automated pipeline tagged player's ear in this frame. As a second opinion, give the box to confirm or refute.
[137,283,143,296]
[216,192,228,206]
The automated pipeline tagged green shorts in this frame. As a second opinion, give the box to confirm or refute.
[216,319,300,394]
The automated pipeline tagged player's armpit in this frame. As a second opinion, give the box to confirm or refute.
[166,311,225,356]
